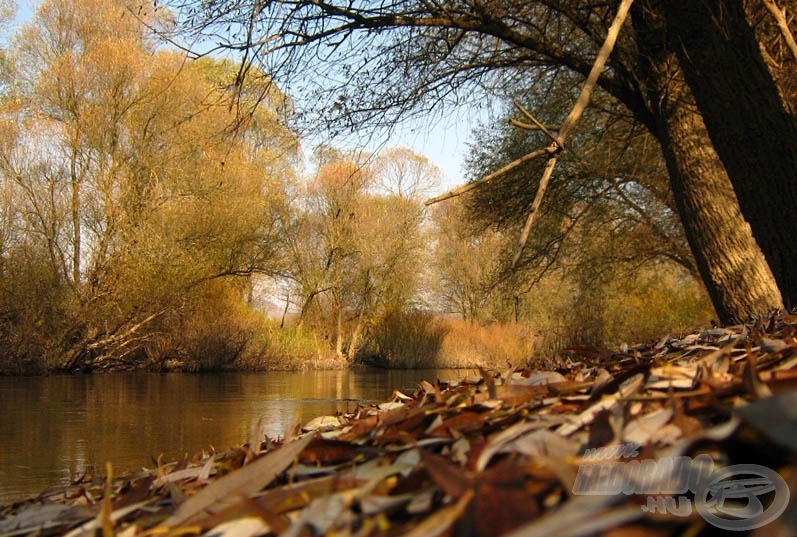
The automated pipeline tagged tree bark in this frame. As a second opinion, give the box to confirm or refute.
[663,0,797,308]
[334,298,345,359]
[632,2,784,323]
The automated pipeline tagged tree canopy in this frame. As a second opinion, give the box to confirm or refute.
[0,0,297,371]
[151,0,796,323]
[0,0,758,372]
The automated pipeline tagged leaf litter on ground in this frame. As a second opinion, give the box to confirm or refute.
[2,312,797,536]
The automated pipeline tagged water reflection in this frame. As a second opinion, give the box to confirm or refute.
[0,369,471,504]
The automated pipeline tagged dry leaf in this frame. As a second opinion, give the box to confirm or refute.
[165,433,315,527]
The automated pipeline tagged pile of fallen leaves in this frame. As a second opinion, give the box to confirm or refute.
[2,313,797,537]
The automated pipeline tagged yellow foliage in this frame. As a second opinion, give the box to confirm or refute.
[0,0,298,372]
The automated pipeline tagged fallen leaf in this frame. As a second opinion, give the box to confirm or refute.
[419,449,471,499]
[165,432,315,527]
[204,515,270,537]
[303,415,343,432]
[736,391,797,451]
[622,408,673,445]
[399,489,473,537]
[513,371,567,386]
[503,496,640,537]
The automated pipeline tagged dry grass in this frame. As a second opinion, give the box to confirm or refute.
[434,319,535,368]
[362,312,535,369]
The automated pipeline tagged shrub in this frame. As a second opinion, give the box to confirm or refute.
[363,309,447,368]
[436,319,535,368]
[361,311,536,369]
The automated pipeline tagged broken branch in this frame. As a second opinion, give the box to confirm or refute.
[511,0,635,266]
[512,100,562,147]
[425,147,554,206]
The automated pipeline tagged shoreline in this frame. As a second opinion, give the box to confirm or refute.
[2,319,796,536]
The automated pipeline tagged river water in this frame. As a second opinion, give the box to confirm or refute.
[0,369,472,505]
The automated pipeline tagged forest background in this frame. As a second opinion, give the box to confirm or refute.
[4,0,791,374]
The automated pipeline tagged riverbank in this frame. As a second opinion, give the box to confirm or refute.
[2,314,796,536]
[0,316,538,375]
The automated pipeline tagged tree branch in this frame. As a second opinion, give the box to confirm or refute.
[762,0,797,63]
[425,146,554,206]
[512,100,562,147]
[429,0,635,266]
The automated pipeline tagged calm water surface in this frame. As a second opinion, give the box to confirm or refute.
[0,369,472,505]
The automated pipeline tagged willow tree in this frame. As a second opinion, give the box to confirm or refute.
[152,0,789,322]
[662,0,797,310]
[0,0,296,371]
[282,148,429,360]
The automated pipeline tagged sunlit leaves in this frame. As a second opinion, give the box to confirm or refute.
[284,148,430,360]
[0,0,296,371]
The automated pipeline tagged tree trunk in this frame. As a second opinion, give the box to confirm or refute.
[348,308,366,361]
[335,300,345,359]
[632,3,784,323]
[664,0,797,308]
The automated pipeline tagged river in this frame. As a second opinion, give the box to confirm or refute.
[0,368,473,505]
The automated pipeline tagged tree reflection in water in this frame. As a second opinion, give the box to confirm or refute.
[0,369,471,504]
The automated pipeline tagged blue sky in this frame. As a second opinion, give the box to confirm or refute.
[373,118,472,191]
[9,0,477,193]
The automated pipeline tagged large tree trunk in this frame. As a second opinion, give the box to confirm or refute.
[632,3,784,324]
[656,90,784,323]
[663,0,797,308]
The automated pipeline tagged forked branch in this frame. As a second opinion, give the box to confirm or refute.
[762,0,797,63]
[425,0,635,268]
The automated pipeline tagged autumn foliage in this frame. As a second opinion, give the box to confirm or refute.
[0,0,714,374]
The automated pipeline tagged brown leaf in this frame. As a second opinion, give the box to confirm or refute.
[587,409,616,449]
[400,489,473,537]
[494,384,550,406]
[165,432,315,527]
[503,496,640,537]
[419,449,472,499]
[467,459,548,536]
[429,411,489,437]
[298,438,362,465]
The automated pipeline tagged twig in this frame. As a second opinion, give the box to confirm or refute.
[508,119,559,132]
[512,100,562,147]
[762,0,797,63]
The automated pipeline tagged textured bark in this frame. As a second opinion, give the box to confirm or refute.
[656,92,784,323]
[664,0,797,308]
[632,2,784,323]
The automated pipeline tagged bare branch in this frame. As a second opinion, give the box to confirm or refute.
[556,0,635,142]
[425,146,554,206]
[512,100,561,147]
[426,0,635,264]
[513,150,559,266]
[510,0,634,266]
[508,118,560,132]
[762,0,797,63]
